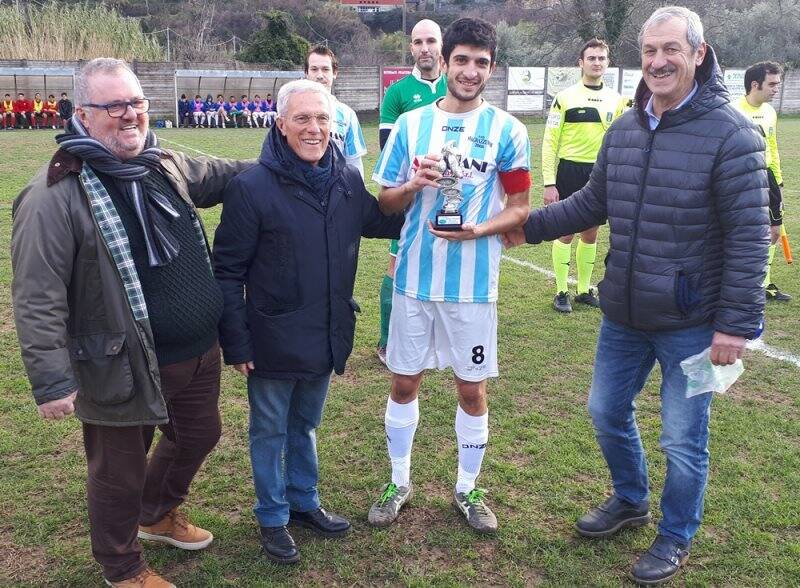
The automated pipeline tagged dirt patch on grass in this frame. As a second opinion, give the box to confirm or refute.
[0,527,56,584]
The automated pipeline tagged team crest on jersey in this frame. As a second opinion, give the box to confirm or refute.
[413,93,422,103]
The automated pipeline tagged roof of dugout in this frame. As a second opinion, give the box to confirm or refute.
[175,69,304,99]
[0,66,76,96]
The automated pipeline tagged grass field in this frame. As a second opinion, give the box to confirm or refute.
[1,119,799,587]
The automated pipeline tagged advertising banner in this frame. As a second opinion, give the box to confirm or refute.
[507,66,546,112]
[381,66,413,98]
[621,69,643,98]
[723,68,747,100]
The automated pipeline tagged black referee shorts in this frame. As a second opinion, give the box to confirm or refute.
[555,159,594,200]
[767,169,784,226]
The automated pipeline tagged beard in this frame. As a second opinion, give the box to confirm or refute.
[446,77,485,103]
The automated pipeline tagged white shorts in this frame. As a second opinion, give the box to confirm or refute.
[387,292,498,382]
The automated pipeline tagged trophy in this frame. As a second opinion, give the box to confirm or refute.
[434,140,464,231]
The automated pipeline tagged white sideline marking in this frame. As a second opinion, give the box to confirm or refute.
[158,136,214,156]
[501,254,800,369]
[501,253,577,285]
[746,338,800,368]
[155,136,800,370]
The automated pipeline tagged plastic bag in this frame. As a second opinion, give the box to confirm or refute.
[680,346,744,398]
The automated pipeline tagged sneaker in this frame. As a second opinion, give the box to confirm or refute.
[766,283,792,301]
[575,495,650,538]
[104,567,175,588]
[574,288,601,308]
[376,346,387,366]
[631,535,690,585]
[553,291,572,313]
[368,482,413,527]
[454,488,497,534]
[138,508,213,550]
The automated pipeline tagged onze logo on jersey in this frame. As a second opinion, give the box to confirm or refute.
[442,125,465,132]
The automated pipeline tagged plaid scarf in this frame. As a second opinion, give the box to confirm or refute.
[56,115,180,267]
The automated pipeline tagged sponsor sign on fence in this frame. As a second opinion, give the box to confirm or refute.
[506,66,546,112]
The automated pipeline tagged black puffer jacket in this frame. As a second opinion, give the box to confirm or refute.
[524,47,769,338]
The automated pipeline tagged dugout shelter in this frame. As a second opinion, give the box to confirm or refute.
[174,69,305,121]
[0,66,76,100]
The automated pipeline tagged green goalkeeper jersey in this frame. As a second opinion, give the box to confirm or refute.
[380,67,447,133]
[734,95,783,185]
[542,81,628,186]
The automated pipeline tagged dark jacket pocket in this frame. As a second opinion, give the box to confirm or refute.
[69,332,135,406]
[674,270,701,316]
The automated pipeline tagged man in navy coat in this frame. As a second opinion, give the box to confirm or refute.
[213,79,404,565]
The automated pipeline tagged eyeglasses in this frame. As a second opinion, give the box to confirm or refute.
[82,98,150,118]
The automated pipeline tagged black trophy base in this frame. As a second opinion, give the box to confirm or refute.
[435,211,463,231]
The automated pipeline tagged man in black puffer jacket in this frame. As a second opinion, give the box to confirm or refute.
[506,6,768,585]
[213,79,404,565]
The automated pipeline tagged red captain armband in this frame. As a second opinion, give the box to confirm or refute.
[498,168,531,194]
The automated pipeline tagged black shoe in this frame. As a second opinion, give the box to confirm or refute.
[553,291,572,313]
[576,495,651,538]
[631,535,690,585]
[766,283,792,301]
[574,288,601,308]
[289,507,351,538]
[259,525,300,564]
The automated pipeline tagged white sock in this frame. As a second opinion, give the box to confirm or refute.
[385,398,419,488]
[455,405,488,494]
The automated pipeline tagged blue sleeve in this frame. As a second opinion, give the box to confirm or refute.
[372,115,410,187]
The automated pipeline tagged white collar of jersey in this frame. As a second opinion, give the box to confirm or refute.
[412,66,443,91]
[434,96,488,119]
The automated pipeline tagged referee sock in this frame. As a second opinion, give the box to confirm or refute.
[455,405,488,494]
[764,244,776,287]
[379,275,393,349]
[576,239,597,294]
[385,398,418,488]
[552,240,571,294]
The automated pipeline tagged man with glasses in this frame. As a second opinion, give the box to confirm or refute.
[11,58,250,588]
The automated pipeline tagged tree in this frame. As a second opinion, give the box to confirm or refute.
[236,10,310,66]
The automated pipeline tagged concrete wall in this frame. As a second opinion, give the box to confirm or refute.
[3,59,800,120]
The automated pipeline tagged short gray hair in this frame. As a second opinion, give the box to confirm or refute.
[75,58,138,106]
[276,79,331,118]
[639,6,705,53]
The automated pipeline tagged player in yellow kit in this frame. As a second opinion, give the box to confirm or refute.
[734,61,791,301]
[542,39,627,313]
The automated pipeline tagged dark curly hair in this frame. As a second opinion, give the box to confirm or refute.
[442,17,497,65]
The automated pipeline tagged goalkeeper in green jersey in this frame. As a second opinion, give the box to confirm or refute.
[376,19,447,365]
[734,61,791,302]
[541,39,627,313]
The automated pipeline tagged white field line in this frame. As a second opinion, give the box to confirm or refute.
[501,254,800,369]
[158,136,214,156]
[157,137,800,370]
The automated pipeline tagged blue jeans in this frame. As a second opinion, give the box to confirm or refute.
[247,373,331,527]
[588,317,715,545]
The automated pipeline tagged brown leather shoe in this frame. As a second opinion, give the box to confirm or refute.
[138,508,213,550]
[104,567,176,588]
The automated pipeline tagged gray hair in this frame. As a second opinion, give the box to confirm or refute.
[276,79,332,118]
[638,6,705,53]
[74,58,138,106]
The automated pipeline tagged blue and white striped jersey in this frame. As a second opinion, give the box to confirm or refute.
[330,97,367,160]
[373,99,531,303]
